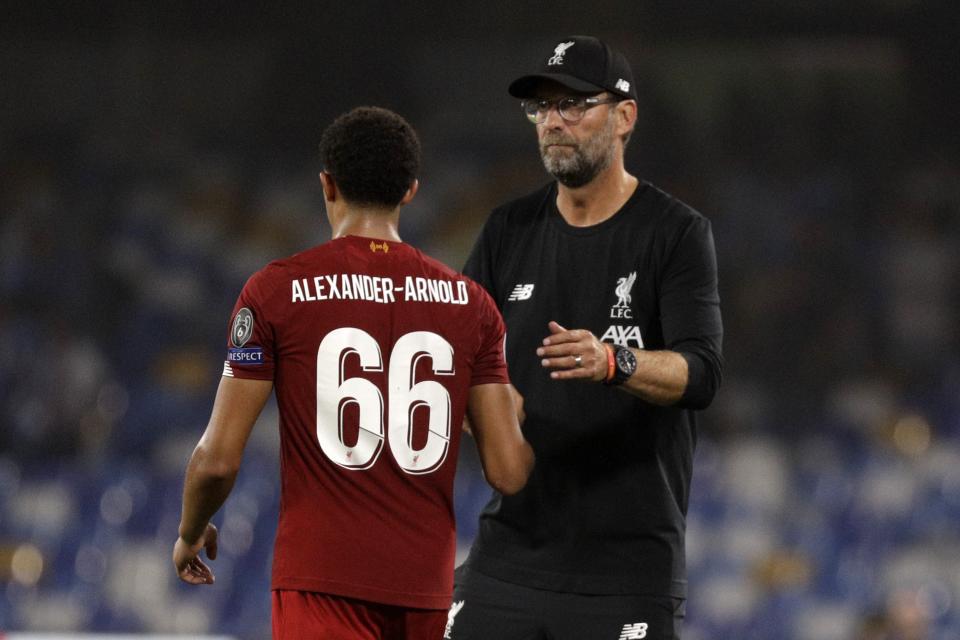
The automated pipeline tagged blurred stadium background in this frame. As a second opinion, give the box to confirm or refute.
[2,2,958,638]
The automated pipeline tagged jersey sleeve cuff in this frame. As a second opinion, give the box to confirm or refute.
[222,361,274,380]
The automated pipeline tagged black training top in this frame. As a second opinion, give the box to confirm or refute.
[461,180,723,598]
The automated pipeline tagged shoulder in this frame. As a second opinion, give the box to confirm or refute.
[406,245,462,280]
[463,274,499,311]
[406,249,502,324]
[410,249,493,300]
[242,244,325,297]
[462,273,504,336]
[638,181,709,230]
[267,242,336,274]
[243,262,281,293]
[487,182,555,226]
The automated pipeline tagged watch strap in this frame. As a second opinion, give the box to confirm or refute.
[603,343,616,383]
[605,345,636,386]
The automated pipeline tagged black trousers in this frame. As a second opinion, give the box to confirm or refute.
[447,566,685,640]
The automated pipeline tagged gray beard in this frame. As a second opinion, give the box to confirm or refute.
[539,118,616,188]
[541,147,612,188]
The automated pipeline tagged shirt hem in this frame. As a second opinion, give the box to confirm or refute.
[271,576,450,610]
[466,550,687,599]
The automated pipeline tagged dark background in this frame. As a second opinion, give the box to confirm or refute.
[1,2,958,638]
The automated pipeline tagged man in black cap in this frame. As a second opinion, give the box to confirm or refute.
[446,36,724,639]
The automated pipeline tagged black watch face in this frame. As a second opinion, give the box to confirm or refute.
[616,347,637,375]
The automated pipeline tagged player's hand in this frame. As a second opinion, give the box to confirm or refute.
[173,523,218,585]
[536,321,607,382]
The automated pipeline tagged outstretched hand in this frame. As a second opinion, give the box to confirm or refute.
[173,522,219,585]
[536,321,607,382]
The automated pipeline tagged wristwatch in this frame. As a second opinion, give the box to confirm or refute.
[605,345,637,386]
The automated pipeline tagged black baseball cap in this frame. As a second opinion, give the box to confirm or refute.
[508,35,637,101]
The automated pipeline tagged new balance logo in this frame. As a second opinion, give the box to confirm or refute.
[619,622,648,639]
[507,284,535,301]
[444,600,465,639]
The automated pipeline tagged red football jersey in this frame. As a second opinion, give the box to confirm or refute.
[222,235,508,610]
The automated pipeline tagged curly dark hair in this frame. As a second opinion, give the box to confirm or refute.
[318,106,421,208]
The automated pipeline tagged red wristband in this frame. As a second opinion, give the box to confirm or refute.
[604,343,616,383]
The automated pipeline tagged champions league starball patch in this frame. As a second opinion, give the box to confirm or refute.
[231,308,254,347]
[227,307,263,365]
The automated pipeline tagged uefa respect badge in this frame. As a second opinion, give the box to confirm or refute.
[228,307,263,365]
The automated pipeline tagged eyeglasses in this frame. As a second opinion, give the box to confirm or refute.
[521,96,622,124]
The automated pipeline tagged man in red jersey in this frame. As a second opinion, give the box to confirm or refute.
[172,106,534,639]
